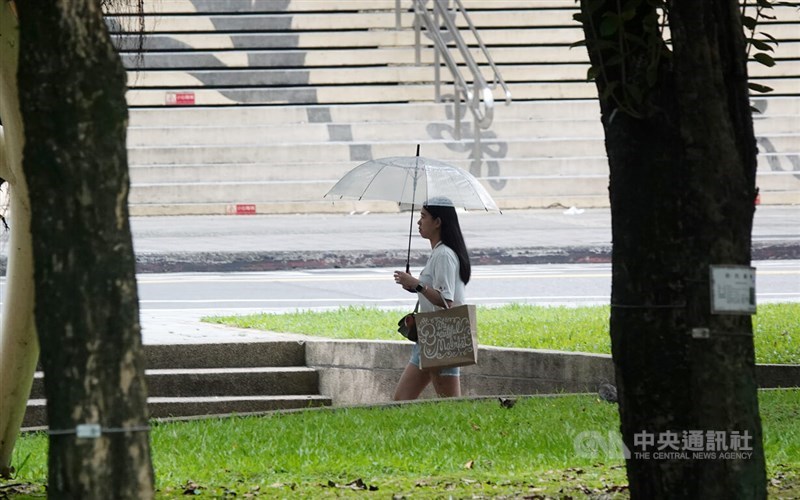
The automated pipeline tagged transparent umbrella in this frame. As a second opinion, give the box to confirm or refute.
[324,146,500,271]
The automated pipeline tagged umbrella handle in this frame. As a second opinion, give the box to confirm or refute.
[406,202,413,274]
[406,144,421,273]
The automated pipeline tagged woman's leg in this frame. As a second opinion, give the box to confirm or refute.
[393,364,432,401]
[431,373,461,398]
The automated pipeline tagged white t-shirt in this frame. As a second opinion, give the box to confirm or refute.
[417,242,466,313]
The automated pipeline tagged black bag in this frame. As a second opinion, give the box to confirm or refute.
[397,301,419,342]
[397,313,418,342]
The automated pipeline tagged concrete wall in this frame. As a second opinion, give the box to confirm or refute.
[305,339,800,405]
[307,339,616,405]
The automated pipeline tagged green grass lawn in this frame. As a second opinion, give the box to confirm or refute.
[4,304,796,497]
[204,302,800,364]
[6,390,800,498]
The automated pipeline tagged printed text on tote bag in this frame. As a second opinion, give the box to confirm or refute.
[418,316,473,360]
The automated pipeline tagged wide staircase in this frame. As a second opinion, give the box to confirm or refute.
[111,0,800,215]
[24,341,331,427]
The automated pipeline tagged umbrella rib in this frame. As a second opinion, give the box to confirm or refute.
[358,163,389,201]
[448,165,490,211]
[446,165,474,210]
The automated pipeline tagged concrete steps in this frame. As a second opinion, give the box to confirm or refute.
[127,117,799,148]
[128,117,799,147]
[127,173,796,208]
[124,81,602,106]
[123,95,799,214]
[24,395,329,426]
[129,62,800,92]
[127,100,604,126]
[126,138,800,171]
[23,342,331,427]
[112,0,800,214]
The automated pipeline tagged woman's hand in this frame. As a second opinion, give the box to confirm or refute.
[393,270,419,292]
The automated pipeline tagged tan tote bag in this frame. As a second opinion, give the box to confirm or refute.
[416,294,478,370]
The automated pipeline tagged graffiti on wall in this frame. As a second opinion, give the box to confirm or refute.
[427,99,509,191]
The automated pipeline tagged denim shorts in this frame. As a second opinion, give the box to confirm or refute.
[410,343,460,376]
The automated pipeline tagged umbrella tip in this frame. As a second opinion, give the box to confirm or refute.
[415,144,420,156]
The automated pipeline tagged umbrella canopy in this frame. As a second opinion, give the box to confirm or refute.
[324,153,500,273]
[324,155,499,212]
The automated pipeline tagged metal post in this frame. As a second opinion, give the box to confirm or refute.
[414,1,421,65]
[395,0,401,29]
[454,83,462,140]
[473,120,481,165]
[433,1,441,102]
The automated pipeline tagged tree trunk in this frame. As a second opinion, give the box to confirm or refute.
[0,191,37,478]
[16,1,154,497]
[0,2,39,477]
[580,0,766,497]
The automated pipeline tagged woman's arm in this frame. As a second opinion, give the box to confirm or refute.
[417,283,453,308]
[393,271,452,308]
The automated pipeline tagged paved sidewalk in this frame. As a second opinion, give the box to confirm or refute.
[130,205,800,273]
[138,309,310,345]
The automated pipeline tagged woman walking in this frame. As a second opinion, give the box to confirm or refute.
[392,199,471,400]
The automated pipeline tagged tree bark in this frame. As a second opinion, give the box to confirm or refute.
[580,0,766,497]
[16,1,154,497]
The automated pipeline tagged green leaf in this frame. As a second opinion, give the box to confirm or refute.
[753,52,776,67]
[569,39,588,49]
[748,82,774,93]
[600,81,619,101]
[586,65,599,81]
[742,15,758,30]
[749,39,775,52]
[759,32,778,43]
[573,12,586,24]
[600,15,621,37]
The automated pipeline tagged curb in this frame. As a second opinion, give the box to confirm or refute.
[0,243,796,275]
[132,242,800,273]
[132,247,610,273]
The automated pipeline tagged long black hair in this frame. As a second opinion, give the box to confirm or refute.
[423,202,471,284]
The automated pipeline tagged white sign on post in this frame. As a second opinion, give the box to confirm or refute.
[710,265,756,315]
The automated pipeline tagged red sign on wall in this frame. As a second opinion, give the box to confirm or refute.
[165,91,196,105]
[234,204,257,215]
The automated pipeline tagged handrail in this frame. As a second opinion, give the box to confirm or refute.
[401,0,511,140]
[450,0,511,103]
